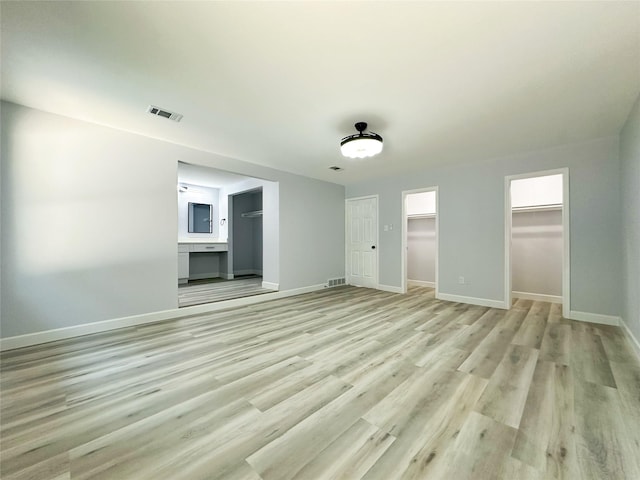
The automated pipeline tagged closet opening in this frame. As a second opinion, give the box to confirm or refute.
[505,169,570,316]
[401,188,438,296]
[229,187,263,281]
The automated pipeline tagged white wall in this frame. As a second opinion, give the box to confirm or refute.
[620,94,640,343]
[177,183,220,240]
[1,102,345,338]
[347,136,622,317]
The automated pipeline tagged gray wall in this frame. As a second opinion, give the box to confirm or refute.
[277,174,345,291]
[407,217,436,283]
[512,210,562,296]
[347,136,622,317]
[1,102,345,338]
[620,93,640,342]
[1,103,178,338]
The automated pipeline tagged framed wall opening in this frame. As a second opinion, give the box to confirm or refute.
[402,187,439,296]
[177,161,278,307]
[504,168,570,316]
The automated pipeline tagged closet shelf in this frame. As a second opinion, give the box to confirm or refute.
[241,210,263,218]
[407,213,436,219]
[512,204,562,213]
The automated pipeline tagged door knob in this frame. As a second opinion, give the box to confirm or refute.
[371,245,376,249]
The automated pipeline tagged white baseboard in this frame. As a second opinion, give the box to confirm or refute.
[620,318,640,361]
[437,292,508,309]
[0,283,327,352]
[408,280,435,288]
[377,284,404,294]
[221,273,234,280]
[5,283,626,353]
[512,291,562,303]
[568,310,620,326]
[262,281,279,290]
[0,309,183,351]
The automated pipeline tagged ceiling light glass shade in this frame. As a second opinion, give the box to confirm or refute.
[340,122,383,159]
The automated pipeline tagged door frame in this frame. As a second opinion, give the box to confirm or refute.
[504,168,570,316]
[401,187,439,295]
[345,195,379,288]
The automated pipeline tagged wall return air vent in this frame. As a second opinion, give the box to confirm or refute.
[147,105,183,122]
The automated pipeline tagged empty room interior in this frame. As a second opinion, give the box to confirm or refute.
[1,2,639,479]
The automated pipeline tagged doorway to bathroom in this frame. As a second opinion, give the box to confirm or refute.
[177,162,276,307]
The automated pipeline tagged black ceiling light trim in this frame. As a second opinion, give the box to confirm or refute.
[340,122,383,158]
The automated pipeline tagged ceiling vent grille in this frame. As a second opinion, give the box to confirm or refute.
[147,105,183,122]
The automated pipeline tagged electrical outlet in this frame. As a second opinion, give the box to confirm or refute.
[458,276,465,284]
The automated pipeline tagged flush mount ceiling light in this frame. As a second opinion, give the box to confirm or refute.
[340,122,383,159]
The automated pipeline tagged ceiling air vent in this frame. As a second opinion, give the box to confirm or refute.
[147,105,183,122]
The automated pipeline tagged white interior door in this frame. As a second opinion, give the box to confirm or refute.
[346,196,378,288]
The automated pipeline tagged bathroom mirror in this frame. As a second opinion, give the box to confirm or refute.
[188,202,213,233]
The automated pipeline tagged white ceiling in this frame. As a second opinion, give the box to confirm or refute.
[178,162,256,189]
[2,1,639,186]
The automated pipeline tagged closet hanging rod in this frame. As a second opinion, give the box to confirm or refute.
[241,210,263,218]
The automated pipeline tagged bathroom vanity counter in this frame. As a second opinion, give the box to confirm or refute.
[178,241,229,283]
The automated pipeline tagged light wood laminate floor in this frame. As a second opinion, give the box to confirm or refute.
[1,286,639,479]
[178,277,272,308]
